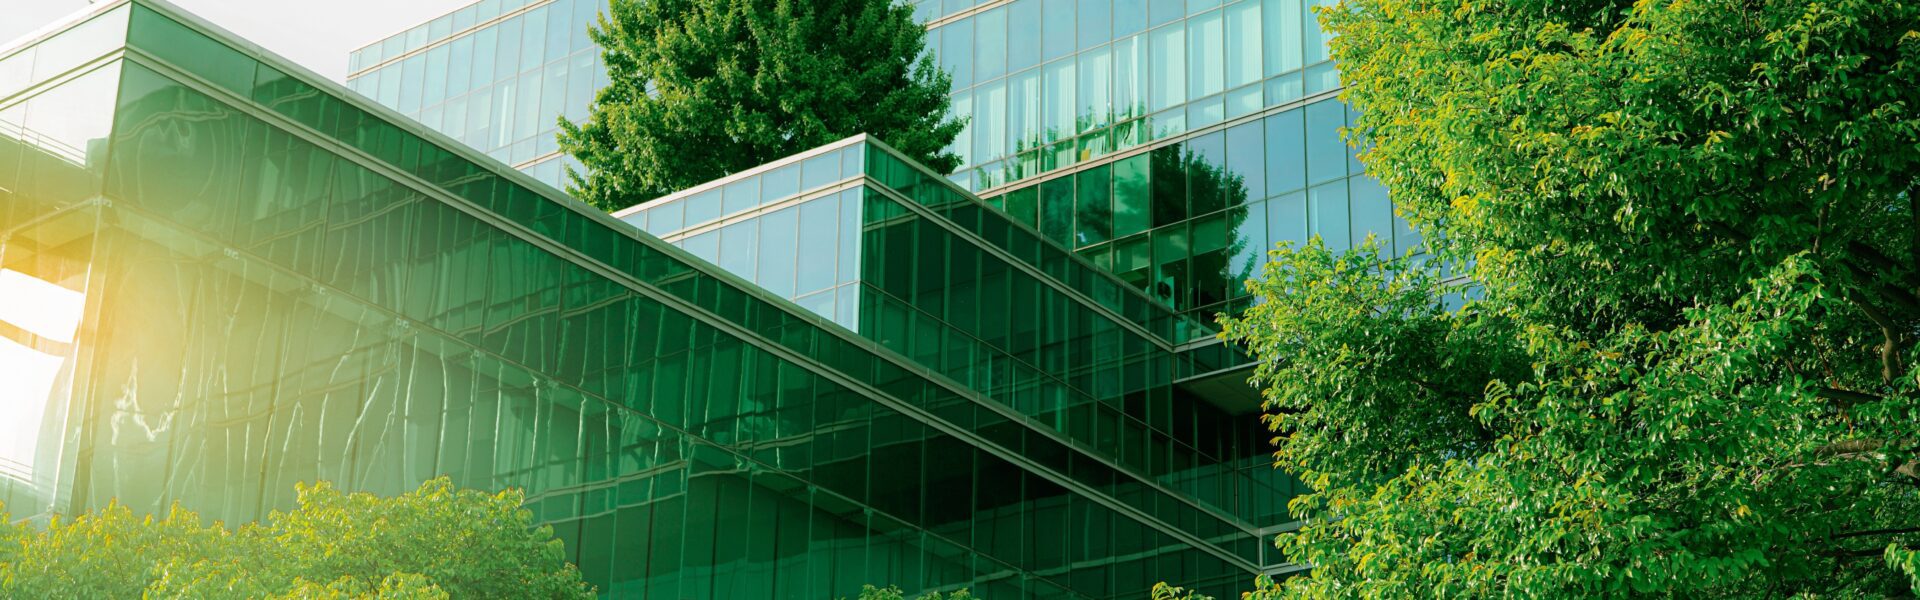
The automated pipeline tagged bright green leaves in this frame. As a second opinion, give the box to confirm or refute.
[0,478,593,599]
[559,0,964,211]
[1223,0,1920,595]
[1218,237,1524,489]
[854,584,975,600]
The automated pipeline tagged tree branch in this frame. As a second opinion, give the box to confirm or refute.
[1848,290,1901,384]
[1815,386,1883,407]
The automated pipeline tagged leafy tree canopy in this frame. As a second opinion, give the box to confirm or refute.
[559,0,964,210]
[0,478,592,599]
[1216,0,1920,596]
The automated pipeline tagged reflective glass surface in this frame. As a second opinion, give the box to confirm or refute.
[4,3,1308,598]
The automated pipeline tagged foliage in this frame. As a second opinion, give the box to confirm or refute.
[0,478,592,599]
[1216,0,1920,596]
[559,0,963,210]
[853,583,973,600]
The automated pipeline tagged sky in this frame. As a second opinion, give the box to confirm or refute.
[1,0,473,81]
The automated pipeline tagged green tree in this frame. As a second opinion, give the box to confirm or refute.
[559,0,964,210]
[0,478,592,599]
[853,584,974,600]
[1215,0,1920,596]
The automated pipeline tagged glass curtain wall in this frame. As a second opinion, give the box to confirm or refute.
[4,2,1284,597]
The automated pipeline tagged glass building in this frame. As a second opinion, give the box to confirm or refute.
[1,1,1309,597]
[346,0,1414,361]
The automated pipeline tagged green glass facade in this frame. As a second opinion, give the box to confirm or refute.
[347,0,1412,358]
[1,2,1302,598]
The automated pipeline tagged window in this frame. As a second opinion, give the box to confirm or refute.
[974,7,1009,83]
[758,208,799,297]
[1148,24,1185,112]
[1008,0,1042,74]
[1040,176,1075,246]
[1113,154,1152,237]
[1075,165,1113,246]
[1224,120,1265,203]
[1225,1,1263,88]
[1266,108,1305,194]
[1043,0,1077,62]
[942,17,974,89]
[1042,59,1076,140]
[1077,0,1111,51]
[1187,9,1224,100]
[1264,0,1303,75]
[1308,179,1348,251]
[1305,100,1347,184]
[1077,46,1111,133]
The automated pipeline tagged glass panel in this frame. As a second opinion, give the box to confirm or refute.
[973,80,1005,165]
[1077,0,1111,51]
[1076,45,1110,133]
[758,207,799,298]
[940,17,973,89]
[398,55,425,114]
[1006,69,1042,154]
[719,219,759,280]
[129,6,255,95]
[723,177,760,215]
[1113,154,1151,237]
[1148,24,1184,112]
[1114,0,1148,38]
[1350,174,1394,251]
[1041,59,1075,141]
[1150,144,1187,227]
[1224,1,1263,89]
[802,149,843,190]
[1304,0,1334,64]
[1224,120,1265,203]
[1264,0,1303,75]
[1042,0,1076,62]
[1074,165,1112,246]
[1004,185,1040,228]
[1187,9,1224,100]
[1266,108,1305,194]
[974,7,1007,82]
[1039,175,1074,246]
[1305,99,1347,184]
[1111,35,1147,123]
[1308,178,1349,251]
[1186,131,1226,215]
[1007,0,1042,74]
[796,198,838,294]
[28,6,129,89]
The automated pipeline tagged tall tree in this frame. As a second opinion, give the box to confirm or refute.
[559,0,964,211]
[1215,0,1920,596]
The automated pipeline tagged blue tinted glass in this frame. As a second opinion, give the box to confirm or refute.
[1007,0,1042,74]
[763,164,801,203]
[940,18,973,89]
[718,220,758,280]
[974,7,1007,82]
[1077,0,1111,51]
[723,177,759,215]
[1114,0,1147,37]
[796,198,838,294]
[1042,0,1076,62]
[802,149,843,190]
[1266,108,1304,194]
[757,207,799,297]
[1308,179,1348,251]
[1305,100,1347,184]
